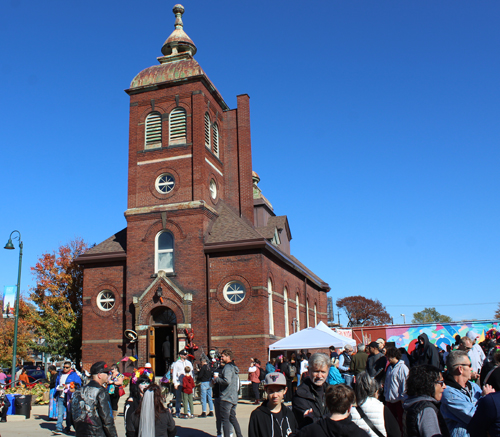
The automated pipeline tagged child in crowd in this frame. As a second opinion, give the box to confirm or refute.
[181,366,195,418]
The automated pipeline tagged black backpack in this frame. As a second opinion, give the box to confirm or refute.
[259,367,267,381]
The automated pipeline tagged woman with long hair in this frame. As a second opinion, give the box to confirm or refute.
[107,364,124,419]
[125,374,152,436]
[130,384,176,437]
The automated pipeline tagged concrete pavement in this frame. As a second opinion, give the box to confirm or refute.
[0,395,259,437]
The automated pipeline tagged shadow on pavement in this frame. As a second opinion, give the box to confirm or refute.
[177,426,214,437]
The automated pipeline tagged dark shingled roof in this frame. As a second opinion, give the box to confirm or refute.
[256,215,290,240]
[206,202,263,244]
[84,228,127,255]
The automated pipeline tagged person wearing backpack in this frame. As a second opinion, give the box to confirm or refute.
[281,356,295,402]
[249,358,262,405]
[71,361,118,437]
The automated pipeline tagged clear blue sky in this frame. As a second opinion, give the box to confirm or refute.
[1,1,499,327]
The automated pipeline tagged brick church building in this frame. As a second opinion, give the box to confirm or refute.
[77,4,330,375]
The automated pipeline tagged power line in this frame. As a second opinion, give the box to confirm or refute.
[386,302,498,307]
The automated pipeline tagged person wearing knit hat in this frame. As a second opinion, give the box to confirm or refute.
[248,373,298,437]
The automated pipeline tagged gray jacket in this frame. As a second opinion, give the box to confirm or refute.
[216,362,240,404]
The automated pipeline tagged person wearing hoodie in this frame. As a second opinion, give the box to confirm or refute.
[402,364,449,437]
[384,347,409,431]
[248,372,298,437]
[292,353,330,429]
[441,350,494,437]
[415,333,441,369]
[214,349,243,437]
[296,384,369,437]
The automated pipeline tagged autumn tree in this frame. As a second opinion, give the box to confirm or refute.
[0,299,35,368]
[495,303,500,320]
[29,238,88,364]
[336,295,392,326]
[412,307,452,324]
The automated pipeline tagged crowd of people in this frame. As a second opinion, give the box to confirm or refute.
[2,327,499,437]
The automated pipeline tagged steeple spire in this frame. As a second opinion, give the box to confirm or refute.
[161,4,197,58]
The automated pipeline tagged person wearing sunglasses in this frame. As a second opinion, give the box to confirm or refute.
[53,361,82,435]
[402,364,448,437]
[441,350,495,437]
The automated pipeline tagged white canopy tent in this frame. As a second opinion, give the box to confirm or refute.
[269,321,356,354]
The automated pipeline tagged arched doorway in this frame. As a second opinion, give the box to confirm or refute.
[148,307,177,376]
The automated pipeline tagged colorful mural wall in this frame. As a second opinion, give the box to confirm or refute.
[386,321,499,353]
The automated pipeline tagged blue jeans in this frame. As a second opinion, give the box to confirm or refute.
[56,396,66,431]
[343,373,354,387]
[200,381,214,413]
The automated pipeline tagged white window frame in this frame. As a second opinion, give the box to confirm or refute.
[97,290,116,311]
[155,231,174,273]
[268,278,274,335]
[314,303,317,326]
[223,281,246,304]
[284,287,289,337]
[296,292,300,332]
[169,107,187,145]
[155,173,175,194]
[306,299,310,328]
[145,111,162,149]
[204,112,211,149]
[212,122,219,157]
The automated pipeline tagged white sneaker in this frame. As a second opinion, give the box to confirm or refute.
[230,434,234,437]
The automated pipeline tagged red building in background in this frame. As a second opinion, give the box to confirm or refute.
[77,5,329,375]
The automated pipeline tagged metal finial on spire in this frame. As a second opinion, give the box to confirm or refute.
[161,4,197,57]
[173,4,184,29]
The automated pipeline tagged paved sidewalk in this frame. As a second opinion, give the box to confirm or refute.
[0,396,258,437]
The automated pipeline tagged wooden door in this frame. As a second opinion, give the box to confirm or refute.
[149,326,155,370]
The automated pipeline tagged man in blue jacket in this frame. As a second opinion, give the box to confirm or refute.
[441,351,494,437]
[54,361,82,434]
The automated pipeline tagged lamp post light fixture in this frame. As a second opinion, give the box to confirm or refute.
[4,230,23,385]
[401,313,406,324]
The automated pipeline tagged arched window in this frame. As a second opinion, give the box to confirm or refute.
[155,231,174,273]
[145,111,162,148]
[169,107,186,145]
[212,122,219,157]
[314,303,318,326]
[268,278,274,335]
[284,287,289,337]
[204,112,211,149]
[306,299,310,328]
[296,292,300,332]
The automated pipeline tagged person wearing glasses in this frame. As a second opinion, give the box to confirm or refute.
[53,361,82,435]
[248,372,298,437]
[402,365,447,437]
[71,361,118,437]
[441,351,495,437]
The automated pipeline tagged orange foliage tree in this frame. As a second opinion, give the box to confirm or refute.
[336,295,392,326]
[0,299,34,368]
[29,238,88,364]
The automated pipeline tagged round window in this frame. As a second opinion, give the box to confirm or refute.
[209,179,217,200]
[156,174,175,194]
[97,290,116,311]
[223,281,246,304]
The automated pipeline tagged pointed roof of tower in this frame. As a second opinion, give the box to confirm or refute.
[161,4,197,57]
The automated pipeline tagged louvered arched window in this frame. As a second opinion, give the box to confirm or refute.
[296,292,300,332]
[268,278,274,336]
[284,287,289,337]
[169,107,186,145]
[212,122,219,157]
[145,112,162,148]
[204,113,211,149]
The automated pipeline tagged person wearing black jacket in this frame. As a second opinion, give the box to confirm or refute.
[249,372,298,437]
[198,357,214,417]
[71,361,117,437]
[415,333,440,369]
[296,384,368,437]
[365,342,387,384]
[281,356,295,402]
[292,353,330,429]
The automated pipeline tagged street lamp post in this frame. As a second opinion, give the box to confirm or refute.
[4,231,23,385]
[401,313,406,324]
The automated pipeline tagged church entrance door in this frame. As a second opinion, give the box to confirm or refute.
[149,307,177,377]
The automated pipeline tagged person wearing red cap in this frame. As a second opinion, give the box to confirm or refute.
[71,361,118,437]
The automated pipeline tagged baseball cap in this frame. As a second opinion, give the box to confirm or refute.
[90,361,109,375]
[467,331,479,341]
[144,362,152,369]
[179,350,188,356]
[264,372,287,386]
